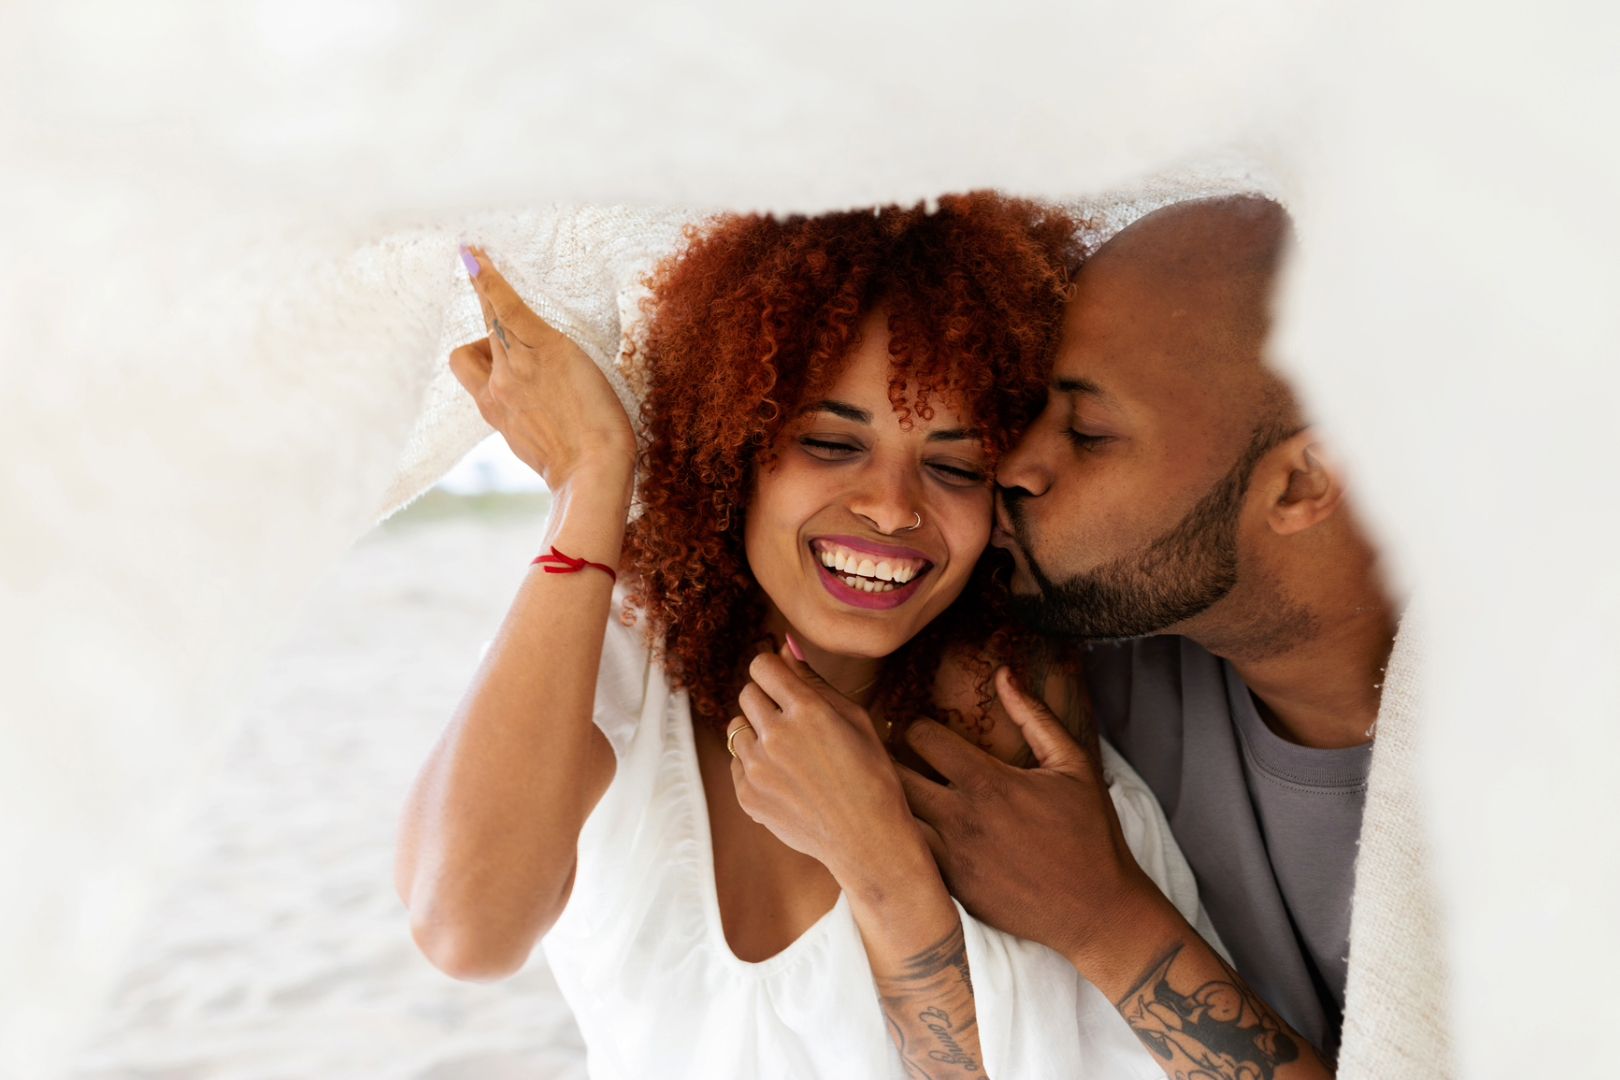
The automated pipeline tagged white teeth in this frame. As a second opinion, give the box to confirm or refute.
[838,574,898,594]
[815,542,925,585]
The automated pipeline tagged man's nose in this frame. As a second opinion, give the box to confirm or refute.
[995,430,1052,498]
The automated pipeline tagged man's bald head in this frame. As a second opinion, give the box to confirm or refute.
[1074,195,1299,448]
[1098,194,1290,277]
[994,194,1318,648]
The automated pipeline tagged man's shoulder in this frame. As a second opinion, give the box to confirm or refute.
[1085,634,1223,743]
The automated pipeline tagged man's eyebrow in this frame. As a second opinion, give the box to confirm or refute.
[802,400,871,423]
[1053,377,1104,396]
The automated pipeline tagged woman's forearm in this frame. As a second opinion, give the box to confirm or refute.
[394,463,632,980]
[845,848,991,1080]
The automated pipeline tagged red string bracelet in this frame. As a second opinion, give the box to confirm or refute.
[531,545,617,583]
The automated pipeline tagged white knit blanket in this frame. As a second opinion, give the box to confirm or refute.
[1340,610,1453,1078]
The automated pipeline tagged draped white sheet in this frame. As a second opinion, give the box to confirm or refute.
[2,2,1616,1077]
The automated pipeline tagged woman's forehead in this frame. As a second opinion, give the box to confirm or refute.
[808,356,980,429]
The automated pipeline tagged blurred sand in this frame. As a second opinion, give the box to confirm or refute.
[72,494,588,1080]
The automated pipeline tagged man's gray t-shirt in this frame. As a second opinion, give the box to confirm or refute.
[1087,635,1372,1057]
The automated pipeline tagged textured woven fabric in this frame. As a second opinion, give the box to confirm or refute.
[1338,610,1454,1078]
[375,152,1284,521]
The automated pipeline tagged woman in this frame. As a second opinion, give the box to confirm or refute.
[395,195,1219,1078]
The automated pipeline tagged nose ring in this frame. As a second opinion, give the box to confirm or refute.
[898,512,923,532]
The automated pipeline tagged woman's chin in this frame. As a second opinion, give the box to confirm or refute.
[795,603,949,660]
[796,626,904,662]
[777,577,965,660]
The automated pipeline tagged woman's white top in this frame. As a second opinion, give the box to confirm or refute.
[537,591,1227,1079]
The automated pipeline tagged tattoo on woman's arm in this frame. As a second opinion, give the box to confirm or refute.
[1116,943,1326,1080]
[875,924,990,1080]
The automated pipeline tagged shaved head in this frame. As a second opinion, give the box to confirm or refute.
[994,195,1312,648]
[1091,195,1298,441]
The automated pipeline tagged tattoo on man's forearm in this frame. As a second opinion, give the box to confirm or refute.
[875,924,989,1079]
[1116,943,1319,1080]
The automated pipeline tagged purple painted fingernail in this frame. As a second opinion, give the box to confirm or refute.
[458,244,481,278]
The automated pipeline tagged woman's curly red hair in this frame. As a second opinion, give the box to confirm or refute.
[621,192,1085,731]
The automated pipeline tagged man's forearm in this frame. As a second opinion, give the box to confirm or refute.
[1076,904,1333,1080]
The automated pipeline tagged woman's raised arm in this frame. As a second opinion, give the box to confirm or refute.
[393,246,636,982]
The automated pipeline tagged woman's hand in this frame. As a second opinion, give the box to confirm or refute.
[727,646,934,895]
[731,648,991,1077]
[449,245,637,489]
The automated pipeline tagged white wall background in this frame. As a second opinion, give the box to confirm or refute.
[2,1,1616,1076]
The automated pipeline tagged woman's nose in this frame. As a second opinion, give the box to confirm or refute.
[849,467,922,535]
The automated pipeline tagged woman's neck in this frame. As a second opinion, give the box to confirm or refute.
[760,609,884,709]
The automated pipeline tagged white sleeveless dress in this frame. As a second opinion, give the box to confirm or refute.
[537,589,1226,1079]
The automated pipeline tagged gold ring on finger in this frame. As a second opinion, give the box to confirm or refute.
[726,720,754,759]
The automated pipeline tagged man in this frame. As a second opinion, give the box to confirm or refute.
[893,194,1402,1078]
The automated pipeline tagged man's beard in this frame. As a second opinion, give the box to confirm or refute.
[1003,430,1274,642]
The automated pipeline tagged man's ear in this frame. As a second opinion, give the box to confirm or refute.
[1264,430,1344,536]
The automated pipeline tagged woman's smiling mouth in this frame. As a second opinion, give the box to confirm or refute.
[809,536,934,609]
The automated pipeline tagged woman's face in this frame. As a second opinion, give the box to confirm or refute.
[744,309,993,660]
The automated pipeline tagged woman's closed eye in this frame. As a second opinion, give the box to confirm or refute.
[800,436,986,487]
[799,436,861,459]
[927,460,988,486]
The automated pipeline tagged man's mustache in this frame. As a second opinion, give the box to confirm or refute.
[995,486,1030,546]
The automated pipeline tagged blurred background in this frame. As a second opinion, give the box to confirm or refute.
[70,440,588,1080]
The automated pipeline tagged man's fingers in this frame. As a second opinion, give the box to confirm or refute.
[912,815,948,867]
[896,762,954,823]
[904,717,1003,787]
[994,666,1091,775]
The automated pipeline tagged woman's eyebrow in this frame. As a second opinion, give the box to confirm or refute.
[802,400,870,423]
[801,401,973,444]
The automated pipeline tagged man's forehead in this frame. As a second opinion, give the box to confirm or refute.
[1049,287,1179,407]
[1049,295,1249,441]
[1055,248,1261,401]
